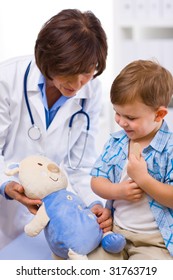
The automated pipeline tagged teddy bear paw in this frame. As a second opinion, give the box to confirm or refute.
[101,231,126,253]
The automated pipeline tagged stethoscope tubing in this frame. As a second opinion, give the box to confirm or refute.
[23,61,90,168]
[24,62,42,141]
[69,110,90,130]
[24,61,34,125]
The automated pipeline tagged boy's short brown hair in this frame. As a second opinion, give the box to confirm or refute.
[111,60,173,109]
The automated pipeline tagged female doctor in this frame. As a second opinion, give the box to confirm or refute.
[0,9,113,259]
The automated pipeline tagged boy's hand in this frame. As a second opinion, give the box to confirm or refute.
[118,179,144,201]
[127,142,148,185]
[91,204,112,233]
[130,142,141,160]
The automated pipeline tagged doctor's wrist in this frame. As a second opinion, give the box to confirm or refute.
[88,201,103,209]
[0,181,13,200]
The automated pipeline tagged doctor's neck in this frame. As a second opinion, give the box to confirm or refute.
[46,82,62,109]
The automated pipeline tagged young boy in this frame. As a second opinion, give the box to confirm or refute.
[91,60,173,260]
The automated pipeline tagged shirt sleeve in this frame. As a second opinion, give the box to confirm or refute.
[90,137,114,179]
[0,181,13,199]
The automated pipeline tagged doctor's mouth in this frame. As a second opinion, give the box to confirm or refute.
[63,86,77,96]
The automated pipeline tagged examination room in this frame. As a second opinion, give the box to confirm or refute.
[0,0,173,263]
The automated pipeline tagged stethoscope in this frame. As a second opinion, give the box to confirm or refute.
[24,61,90,169]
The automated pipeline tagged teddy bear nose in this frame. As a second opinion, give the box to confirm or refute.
[47,163,60,173]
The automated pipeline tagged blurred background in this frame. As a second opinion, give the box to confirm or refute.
[0,0,173,152]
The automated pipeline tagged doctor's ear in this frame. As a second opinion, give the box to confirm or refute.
[5,163,19,176]
[154,107,168,122]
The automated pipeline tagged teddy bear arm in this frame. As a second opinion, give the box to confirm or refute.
[24,203,50,237]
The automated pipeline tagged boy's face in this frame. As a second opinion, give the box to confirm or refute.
[113,100,163,143]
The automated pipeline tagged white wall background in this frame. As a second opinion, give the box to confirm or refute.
[0,0,115,88]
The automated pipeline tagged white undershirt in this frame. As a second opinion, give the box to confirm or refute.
[113,162,159,234]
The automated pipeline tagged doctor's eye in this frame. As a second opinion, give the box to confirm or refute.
[37,163,43,166]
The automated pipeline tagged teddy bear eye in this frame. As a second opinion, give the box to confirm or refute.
[38,163,43,166]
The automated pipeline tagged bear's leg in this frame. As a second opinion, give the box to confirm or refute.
[68,249,88,260]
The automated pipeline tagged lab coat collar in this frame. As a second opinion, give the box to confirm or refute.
[25,59,90,131]
[47,98,83,133]
[28,93,83,132]
[26,58,41,92]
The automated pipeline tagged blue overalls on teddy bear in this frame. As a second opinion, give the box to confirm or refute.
[43,189,126,259]
[5,155,126,260]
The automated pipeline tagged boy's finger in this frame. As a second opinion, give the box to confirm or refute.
[130,142,141,160]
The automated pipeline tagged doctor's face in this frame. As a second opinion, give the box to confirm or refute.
[52,67,95,97]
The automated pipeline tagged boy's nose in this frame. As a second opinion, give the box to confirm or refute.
[119,119,128,128]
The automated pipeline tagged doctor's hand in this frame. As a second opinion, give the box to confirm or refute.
[5,181,42,214]
[91,204,112,233]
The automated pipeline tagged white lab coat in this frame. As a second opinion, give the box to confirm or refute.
[0,55,104,249]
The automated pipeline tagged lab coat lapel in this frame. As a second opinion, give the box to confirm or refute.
[47,99,82,133]
[29,93,46,126]
[26,60,46,128]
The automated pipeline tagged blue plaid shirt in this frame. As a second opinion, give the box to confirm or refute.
[91,120,173,256]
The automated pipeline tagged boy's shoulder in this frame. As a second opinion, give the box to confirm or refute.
[158,121,173,145]
[109,129,128,145]
[110,129,127,140]
[150,121,173,155]
[103,130,128,157]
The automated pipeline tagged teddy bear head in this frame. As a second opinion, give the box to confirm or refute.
[5,155,68,199]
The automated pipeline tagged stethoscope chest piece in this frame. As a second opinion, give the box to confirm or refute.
[28,125,41,140]
[24,62,42,141]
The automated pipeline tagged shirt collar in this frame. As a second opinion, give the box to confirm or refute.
[38,74,70,111]
[111,120,172,153]
[111,129,128,141]
[38,74,47,107]
[147,120,172,153]
[38,73,45,87]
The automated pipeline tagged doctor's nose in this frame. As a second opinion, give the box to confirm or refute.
[69,74,88,89]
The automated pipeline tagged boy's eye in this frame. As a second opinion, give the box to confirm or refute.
[127,116,136,120]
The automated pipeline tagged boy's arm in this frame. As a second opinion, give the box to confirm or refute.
[91,176,143,202]
[91,176,118,199]
[127,154,173,208]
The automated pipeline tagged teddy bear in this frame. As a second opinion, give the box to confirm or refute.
[5,155,126,260]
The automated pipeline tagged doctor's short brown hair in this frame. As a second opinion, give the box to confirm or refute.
[110,60,173,109]
[35,9,107,80]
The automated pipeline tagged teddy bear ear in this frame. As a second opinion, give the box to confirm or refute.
[5,163,20,176]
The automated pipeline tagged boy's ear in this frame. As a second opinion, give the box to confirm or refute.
[155,107,168,122]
